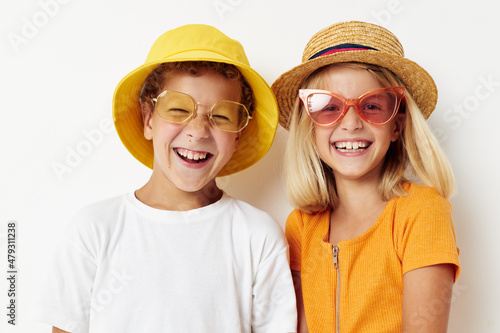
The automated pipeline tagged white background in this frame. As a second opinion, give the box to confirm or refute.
[1,0,499,332]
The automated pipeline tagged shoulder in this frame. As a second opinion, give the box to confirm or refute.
[392,183,453,233]
[396,182,451,213]
[68,194,129,234]
[222,197,291,270]
[225,196,278,225]
[285,208,330,246]
[224,195,286,240]
[56,194,128,261]
[286,208,330,228]
[75,194,126,217]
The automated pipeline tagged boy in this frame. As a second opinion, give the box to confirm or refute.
[33,24,297,332]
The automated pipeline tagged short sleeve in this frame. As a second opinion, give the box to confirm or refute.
[285,209,303,272]
[250,218,297,333]
[395,187,461,282]
[252,246,297,333]
[30,213,98,333]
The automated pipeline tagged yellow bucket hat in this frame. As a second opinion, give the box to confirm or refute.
[112,24,278,176]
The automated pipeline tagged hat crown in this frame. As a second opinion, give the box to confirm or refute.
[145,24,250,66]
[302,21,405,62]
[271,20,437,129]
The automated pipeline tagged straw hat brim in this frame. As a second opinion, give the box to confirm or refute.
[113,51,278,177]
[272,49,437,129]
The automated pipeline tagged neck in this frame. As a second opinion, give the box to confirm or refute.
[135,173,223,211]
[328,175,389,245]
[334,176,385,217]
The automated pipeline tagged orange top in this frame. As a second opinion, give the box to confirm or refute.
[286,183,461,333]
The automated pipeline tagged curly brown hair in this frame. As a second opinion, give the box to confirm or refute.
[140,61,255,116]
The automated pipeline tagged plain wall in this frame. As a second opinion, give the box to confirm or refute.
[1,0,499,331]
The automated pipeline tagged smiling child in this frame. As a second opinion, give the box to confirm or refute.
[32,24,297,333]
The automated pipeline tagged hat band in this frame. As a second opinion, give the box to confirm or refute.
[308,43,378,60]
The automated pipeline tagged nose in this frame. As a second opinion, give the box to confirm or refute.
[339,106,363,131]
[185,104,211,140]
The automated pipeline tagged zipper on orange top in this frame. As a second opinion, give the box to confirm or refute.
[333,245,340,333]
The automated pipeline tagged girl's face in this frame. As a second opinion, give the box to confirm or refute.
[313,65,405,183]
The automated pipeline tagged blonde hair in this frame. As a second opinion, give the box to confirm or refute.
[284,63,455,214]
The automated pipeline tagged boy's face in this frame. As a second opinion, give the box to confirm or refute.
[143,69,242,194]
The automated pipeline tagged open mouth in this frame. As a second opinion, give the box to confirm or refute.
[175,148,212,163]
[334,141,371,153]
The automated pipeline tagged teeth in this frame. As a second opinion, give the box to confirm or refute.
[334,141,369,151]
[177,149,207,160]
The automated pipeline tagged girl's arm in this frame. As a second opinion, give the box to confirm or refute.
[402,264,455,333]
[292,270,309,333]
[52,327,69,333]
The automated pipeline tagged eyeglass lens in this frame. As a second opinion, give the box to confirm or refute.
[155,91,249,132]
[307,90,399,125]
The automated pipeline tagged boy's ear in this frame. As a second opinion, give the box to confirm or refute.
[234,128,246,150]
[142,103,154,141]
[391,113,406,142]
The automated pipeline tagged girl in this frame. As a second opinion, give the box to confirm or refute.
[272,21,460,333]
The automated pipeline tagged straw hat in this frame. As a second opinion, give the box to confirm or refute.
[272,21,438,129]
[113,24,278,176]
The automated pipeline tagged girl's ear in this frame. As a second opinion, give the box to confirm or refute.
[391,113,406,142]
[142,103,154,141]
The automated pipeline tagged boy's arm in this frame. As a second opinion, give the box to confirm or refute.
[252,246,297,333]
[402,263,455,332]
[292,270,309,333]
[31,211,99,332]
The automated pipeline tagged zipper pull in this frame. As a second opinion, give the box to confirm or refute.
[333,245,339,269]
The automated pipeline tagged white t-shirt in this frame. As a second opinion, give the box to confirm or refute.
[32,192,297,333]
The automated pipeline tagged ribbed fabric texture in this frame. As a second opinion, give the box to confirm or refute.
[286,183,460,333]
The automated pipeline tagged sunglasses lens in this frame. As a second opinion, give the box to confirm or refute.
[212,101,249,132]
[359,91,398,124]
[304,88,401,126]
[307,93,344,125]
[155,91,250,132]
[156,91,194,123]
